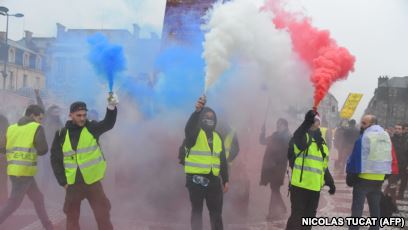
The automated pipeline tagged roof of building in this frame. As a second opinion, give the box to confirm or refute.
[4,39,37,54]
[379,76,408,88]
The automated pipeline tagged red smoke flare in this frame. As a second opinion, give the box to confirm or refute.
[263,1,355,107]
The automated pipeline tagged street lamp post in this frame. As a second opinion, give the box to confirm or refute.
[0,6,24,90]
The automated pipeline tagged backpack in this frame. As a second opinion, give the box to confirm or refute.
[380,193,398,217]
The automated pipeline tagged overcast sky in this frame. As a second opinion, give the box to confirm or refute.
[1,0,407,119]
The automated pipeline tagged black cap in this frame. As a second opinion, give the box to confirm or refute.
[70,101,88,113]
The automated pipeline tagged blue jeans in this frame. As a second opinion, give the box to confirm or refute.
[350,179,383,230]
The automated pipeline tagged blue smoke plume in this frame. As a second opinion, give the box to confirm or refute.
[117,12,212,119]
[87,33,127,92]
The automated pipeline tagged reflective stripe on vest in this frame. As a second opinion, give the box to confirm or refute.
[185,129,222,176]
[62,127,106,185]
[224,131,235,160]
[358,173,385,181]
[291,133,329,191]
[6,122,40,176]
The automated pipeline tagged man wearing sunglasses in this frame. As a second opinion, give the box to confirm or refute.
[183,96,229,230]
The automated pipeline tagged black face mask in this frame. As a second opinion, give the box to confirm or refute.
[201,118,215,131]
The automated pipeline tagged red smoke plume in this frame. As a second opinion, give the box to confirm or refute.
[263,1,355,107]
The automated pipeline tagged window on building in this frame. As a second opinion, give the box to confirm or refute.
[23,53,30,67]
[23,75,28,88]
[35,76,40,89]
[8,48,15,63]
[57,58,65,74]
[389,88,398,98]
[36,57,42,70]
[8,71,14,90]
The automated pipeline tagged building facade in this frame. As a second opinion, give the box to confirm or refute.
[365,76,408,128]
[0,31,46,92]
[31,23,161,105]
[0,31,47,120]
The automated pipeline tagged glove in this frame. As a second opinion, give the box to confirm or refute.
[328,183,336,195]
[346,173,358,187]
[324,169,335,195]
[107,93,119,108]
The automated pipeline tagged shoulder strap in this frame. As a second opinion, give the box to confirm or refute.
[295,133,313,158]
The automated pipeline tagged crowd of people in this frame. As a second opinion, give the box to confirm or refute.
[0,92,407,230]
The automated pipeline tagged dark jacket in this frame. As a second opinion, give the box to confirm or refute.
[260,129,291,186]
[0,114,9,154]
[391,134,408,169]
[0,117,48,156]
[50,108,117,186]
[184,108,228,185]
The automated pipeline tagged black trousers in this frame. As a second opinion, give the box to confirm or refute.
[63,181,112,230]
[399,167,408,199]
[268,183,286,218]
[286,185,320,230]
[186,175,223,230]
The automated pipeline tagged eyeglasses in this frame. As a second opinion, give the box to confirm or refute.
[192,175,210,187]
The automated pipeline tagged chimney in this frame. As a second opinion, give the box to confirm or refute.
[25,30,33,42]
[132,24,140,38]
[378,76,389,88]
[56,23,66,39]
[0,31,6,42]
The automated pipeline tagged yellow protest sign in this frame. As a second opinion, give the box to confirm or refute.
[340,93,363,119]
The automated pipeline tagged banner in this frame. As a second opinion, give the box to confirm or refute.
[340,93,363,119]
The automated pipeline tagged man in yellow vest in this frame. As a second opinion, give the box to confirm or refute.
[51,94,118,230]
[183,96,229,230]
[0,105,53,230]
[286,110,336,230]
[346,115,392,230]
[217,122,239,164]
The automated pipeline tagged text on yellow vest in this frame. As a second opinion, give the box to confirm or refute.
[6,122,40,176]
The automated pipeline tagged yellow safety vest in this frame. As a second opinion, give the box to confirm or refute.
[62,127,106,185]
[185,129,222,176]
[6,122,40,176]
[320,127,328,142]
[358,173,385,181]
[291,133,329,191]
[224,130,235,161]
